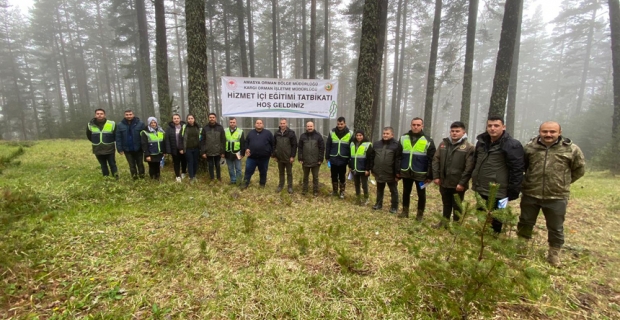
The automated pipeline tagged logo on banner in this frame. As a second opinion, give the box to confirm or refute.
[329,101,337,118]
[226,79,238,90]
[325,83,334,91]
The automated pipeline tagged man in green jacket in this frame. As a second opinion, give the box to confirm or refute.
[432,121,475,228]
[298,121,325,196]
[86,108,118,179]
[517,121,585,267]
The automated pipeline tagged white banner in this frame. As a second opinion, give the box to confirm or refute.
[221,77,338,119]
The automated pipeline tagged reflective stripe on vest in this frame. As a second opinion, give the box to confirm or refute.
[89,120,115,146]
[225,128,243,152]
[181,124,202,139]
[146,131,164,154]
[329,131,352,158]
[350,142,371,172]
[400,135,429,172]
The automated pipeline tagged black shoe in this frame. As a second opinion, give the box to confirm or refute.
[288,187,293,194]
[259,184,266,189]
[313,191,319,196]
[389,207,398,214]
[276,186,283,193]
[241,184,249,190]
[372,204,382,210]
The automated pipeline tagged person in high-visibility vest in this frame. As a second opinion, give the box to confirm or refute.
[325,116,352,198]
[398,117,436,220]
[86,108,118,179]
[348,130,373,206]
[224,117,244,185]
[140,117,166,180]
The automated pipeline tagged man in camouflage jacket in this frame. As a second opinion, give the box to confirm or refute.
[517,121,586,267]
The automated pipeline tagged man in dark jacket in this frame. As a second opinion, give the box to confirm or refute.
[369,127,402,214]
[432,121,475,228]
[273,119,297,194]
[398,117,436,220]
[242,119,274,189]
[87,108,118,178]
[298,121,325,196]
[325,116,352,198]
[471,115,525,234]
[224,117,244,184]
[164,114,187,182]
[201,113,226,181]
[115,109,146,179]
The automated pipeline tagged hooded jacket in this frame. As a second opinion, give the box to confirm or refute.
[115,117,146,153]
[471,131,524,200]
[521,136,585,200]
[164,121,186,156]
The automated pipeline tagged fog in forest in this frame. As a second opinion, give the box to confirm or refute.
[1,0,618,168]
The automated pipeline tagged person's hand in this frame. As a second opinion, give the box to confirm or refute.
[221,154,225,158]
[507,190,520,201]
[146,156,151,162]
[396,173,401,179]
[299,160,304,165]
[119,152,124,156]
[318,161,322,165]
[456,184,465,192]
[289,157,294,164]
[365,170,370,177]
[202,154,207,159]
[179,150,184,155]
[434,179,441,186]
[245,149,251,157]
[424,179,431,185]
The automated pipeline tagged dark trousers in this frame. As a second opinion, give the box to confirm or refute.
[278,161,293,187]
[185,148,200,179]
[244,157,269,186]
[95,153,118,177]
[330,164,347,183]
[172,154,187,177]
[376,181,399,209]
[518,195,567,248]
[207,156,221,179]
[480,194,503,233]
[353,173,369,196]
[440,187,466,221]
[302,166,320,192]
[402,178,426,211]
[123,151,144,178]
[147,162,161,179]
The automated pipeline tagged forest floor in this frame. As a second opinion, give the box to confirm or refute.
[1,140,619,319]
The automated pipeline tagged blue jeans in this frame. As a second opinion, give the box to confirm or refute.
[244,157,269,186]
[185,148,200,178]
[226,158,242,183]
[95,153,118,177]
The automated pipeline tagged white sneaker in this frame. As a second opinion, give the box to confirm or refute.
[181,173,186,179]
[176,177,182,183]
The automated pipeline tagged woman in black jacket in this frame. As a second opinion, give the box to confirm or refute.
[165,114,187,182]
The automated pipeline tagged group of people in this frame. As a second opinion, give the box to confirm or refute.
[87,109,585,267]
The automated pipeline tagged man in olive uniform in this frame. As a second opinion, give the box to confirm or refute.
[224,117,244,184]
[517,121,585,267]
[201,113,226,181]
[432,121,475,228]
[273,119,297,194]
[369,127,402,213]
[298,121,325,196]
[87,108,118,178]
[398,117,436,220]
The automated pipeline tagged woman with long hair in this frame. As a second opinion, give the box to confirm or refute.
[181,114,202,182]
[349,129,373,206]
[141,117,166,180]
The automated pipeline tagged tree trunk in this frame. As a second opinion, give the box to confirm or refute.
[185,0,210,124]
[247,0,255,77]
[423,0,443,134]
[487,0,523,119]
[551,22,567,117]
[173,0,186,117]
[24,57,41,138]
[460,0,478,126]
[302,0,308,79]
[353,0,389,138]
[155,0,172,123]
[136,0,155,116]
[237,0,249,77]
[576,4,598,114]
[323,0,330,135]
[223,5,232,76]
[371,9,388,141]
[54,8,76,118]
[310,0,317,79]
[95,0,114,115]
[389,0,403,132]
[505,0,523,134]
[272,0,278,78]
[610,0,620,174]
[208,14,219,114]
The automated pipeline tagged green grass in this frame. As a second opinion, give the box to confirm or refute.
[1,140,619,318]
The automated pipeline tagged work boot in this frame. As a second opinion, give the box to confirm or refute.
[432,220,447,229]
[415,210,424,221]
[331,183,338,196]
[547,246,561,267]
[372,203,383,210]
[276,185,283,193]
[398,207,409,218]
[339,183,346,199]
[287,186,293,194]
[389,207,398,214]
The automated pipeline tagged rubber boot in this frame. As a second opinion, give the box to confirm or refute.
[547,246,561,267]
[398,206,409,218]
[339,183,346,199]
[415,210,424,221]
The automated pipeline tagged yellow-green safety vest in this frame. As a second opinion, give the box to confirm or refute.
[400,135,429,173]
[350,142,371,172]
[88,120,116,145]
[329,131,352,158]
[144,131,164,155]
[225,128,243,152]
